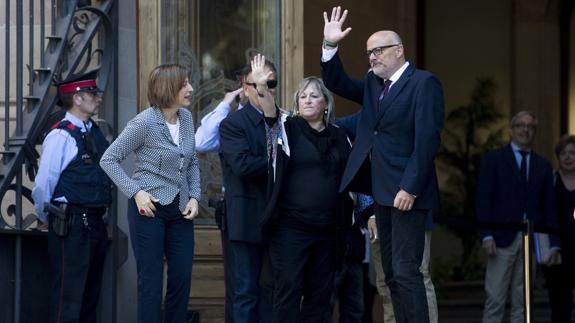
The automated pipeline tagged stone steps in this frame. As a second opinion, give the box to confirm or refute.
[436,280,567,322]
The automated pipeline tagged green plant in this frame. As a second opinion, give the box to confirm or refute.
[432,251,484,300]
[437,77,506,280]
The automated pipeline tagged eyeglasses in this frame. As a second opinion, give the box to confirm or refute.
[512,123,536,131]
[245,79,278,90]
[366,44,400,58]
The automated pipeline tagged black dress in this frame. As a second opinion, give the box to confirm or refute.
[543,173,575,323]
[262,116,353,323]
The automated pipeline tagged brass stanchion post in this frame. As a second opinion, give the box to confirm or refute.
[523,219,533,323]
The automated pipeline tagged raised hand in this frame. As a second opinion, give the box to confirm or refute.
[250,54,272,86]
[249,54,276,117]
[222,88,243,105]
[323,6,352,44]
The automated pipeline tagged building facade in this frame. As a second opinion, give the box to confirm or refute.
[1,0,575,322]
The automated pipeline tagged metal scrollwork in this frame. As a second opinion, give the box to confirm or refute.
[0,0,115,232]
[0,185,38,231]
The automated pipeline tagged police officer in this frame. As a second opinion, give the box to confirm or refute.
[32,71,112,323]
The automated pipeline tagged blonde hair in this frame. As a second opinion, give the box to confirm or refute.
[147,64,189,109]
[292,77,335,123]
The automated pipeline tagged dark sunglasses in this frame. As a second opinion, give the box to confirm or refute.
[245,79,278,90]
[78,87,104,97]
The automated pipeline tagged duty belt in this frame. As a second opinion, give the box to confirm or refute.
[52,202,106,216]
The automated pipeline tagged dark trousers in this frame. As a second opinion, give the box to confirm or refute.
[269,220,336,323]
[542,262,574,322]
[362,263,377,323]
[48,211,107,323]
[221,229,234,323]
[332,261,365,323]
[227,239,271,323]
[375,204,429,323]
[128,198,195,323]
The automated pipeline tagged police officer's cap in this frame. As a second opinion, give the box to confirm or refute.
[57,69,103,97]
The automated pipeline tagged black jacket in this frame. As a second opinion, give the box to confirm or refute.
[261,115,354,267]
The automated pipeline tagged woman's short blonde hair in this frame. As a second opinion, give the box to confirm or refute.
[292,77,335,123]
[147,64,188,109]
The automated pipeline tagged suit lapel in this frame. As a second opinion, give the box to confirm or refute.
[383,66,413,106]
[528,152,539,184]
[367,73,381,117]
[151,108,175,146]
[244,103,264,128]
[376,65,414,121]
[503,144,522,182]
[244,103,266,149]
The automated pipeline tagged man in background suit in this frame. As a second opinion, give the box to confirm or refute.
[476,111,560,323]
[219,61,277,323]
[320,6,444,323]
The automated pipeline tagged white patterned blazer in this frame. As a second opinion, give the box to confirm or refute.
[100,107,201,211]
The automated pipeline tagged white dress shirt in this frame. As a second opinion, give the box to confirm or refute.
[195,101,244,153]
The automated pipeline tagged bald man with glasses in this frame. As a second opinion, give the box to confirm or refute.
[320,6,445,323]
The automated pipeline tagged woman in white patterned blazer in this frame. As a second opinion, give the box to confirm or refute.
[100,64,200,323]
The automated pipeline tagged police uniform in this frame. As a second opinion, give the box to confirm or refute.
[32,74,112,323]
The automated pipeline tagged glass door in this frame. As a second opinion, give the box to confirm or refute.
[159,0,281,221]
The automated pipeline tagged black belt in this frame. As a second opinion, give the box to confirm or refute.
[53,202,106,216]
[68,205,106,216]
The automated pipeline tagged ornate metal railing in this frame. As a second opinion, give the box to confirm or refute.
[1,0,114,230]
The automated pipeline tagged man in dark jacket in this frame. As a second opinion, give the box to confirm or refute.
[476,111,560,323]
[320,7,444,322]
[219,61,277,323]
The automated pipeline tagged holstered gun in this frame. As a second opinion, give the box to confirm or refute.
[44,203,69,237]
[209,198,227,231]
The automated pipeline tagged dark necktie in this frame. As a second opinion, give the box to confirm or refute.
[378,80,392,114]
[519,150,528,182]
[379,79,392,101]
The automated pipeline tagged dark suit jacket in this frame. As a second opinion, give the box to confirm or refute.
[219,103,268,243]
[335,111,361,142]
[476,144,559,248]
[321,52,444,209]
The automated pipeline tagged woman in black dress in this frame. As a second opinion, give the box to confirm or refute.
[250,55,353,323]
[543,135,575,322]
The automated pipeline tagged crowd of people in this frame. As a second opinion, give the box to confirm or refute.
[30,5,574,323]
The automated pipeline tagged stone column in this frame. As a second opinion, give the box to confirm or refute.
[512,0,562,161]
